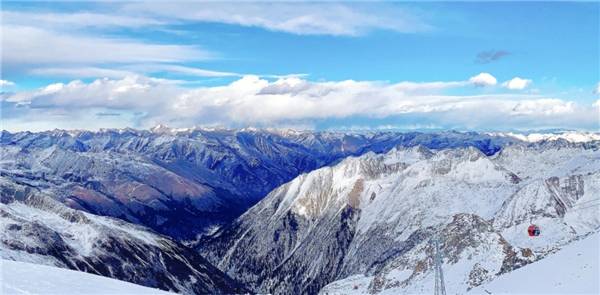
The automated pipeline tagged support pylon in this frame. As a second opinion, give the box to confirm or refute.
[433,237,447,295]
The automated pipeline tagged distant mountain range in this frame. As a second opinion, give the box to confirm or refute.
[1,128,598,294]
[1,128,526,241]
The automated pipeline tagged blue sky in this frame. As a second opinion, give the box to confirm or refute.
[1,2,598,131]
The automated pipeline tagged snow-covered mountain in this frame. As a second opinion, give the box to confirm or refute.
[200,142,600,294]
[1,259,173,295]
[0,179,246,294]
[2,128,598,294]
[0,128,521,241]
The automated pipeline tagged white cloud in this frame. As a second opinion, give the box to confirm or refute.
[1,25,211,66]
[4,74,596,131]
[469,73,497,87]
[503,77,532,90]
[0,80,15,87]
[6,76,179,109]
[594,82,600,94]
[122,2,431,36]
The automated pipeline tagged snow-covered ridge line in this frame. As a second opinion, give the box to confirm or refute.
[3,125,599,143]
[488,131,600,143]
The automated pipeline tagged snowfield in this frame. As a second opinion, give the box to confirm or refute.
[469,231,600,295]
[0,259,173,295]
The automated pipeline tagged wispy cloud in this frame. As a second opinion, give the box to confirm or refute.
[475,50,510,64]
[122,64,241,78]
[1,3,433,84]
[121,2,432,36]
[4,3,431,37]
[1,10,221,81]
[29,67,137,79]
[30,65,243,80]
[2,25,211,66]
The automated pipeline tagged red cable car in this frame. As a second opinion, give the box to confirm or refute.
[528,225,540,237]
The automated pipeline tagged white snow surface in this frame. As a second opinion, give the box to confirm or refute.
[468,231,600,295]
[0,259,173,295]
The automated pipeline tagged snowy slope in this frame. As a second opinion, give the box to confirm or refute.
[0,259,173,295]
[0,179,246,294]
[468,232,600,295]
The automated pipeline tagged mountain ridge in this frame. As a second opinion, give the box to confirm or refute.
[2,129,544,241]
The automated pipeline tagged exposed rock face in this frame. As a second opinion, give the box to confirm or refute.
[201,144,600,294]
[0,180,247,294]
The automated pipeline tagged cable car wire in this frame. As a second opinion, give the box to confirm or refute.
[569,197,600,207]
[569,201,600,209]
[568,203,600,212]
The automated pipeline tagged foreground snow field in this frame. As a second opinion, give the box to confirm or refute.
[2,230,595,295]
[469,231,600,295]
[0,259,173,295]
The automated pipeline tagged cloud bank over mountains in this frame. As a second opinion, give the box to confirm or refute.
[2,73,596,132]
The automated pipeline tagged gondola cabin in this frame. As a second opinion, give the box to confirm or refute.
[527,225,540,237]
